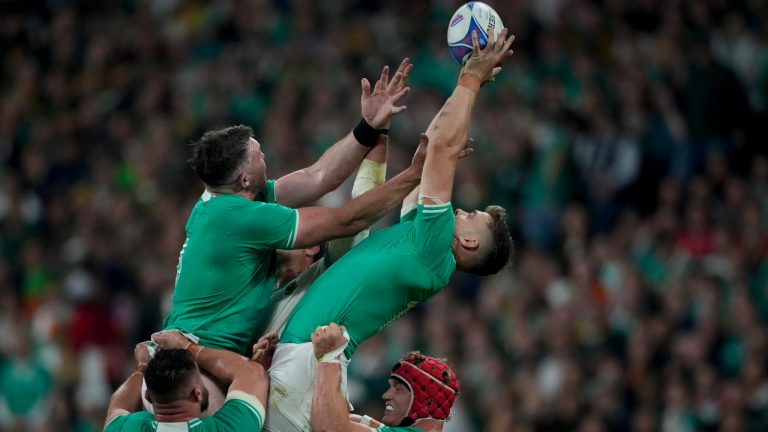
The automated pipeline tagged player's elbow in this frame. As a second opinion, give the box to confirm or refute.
[428,135,463,159]
[428,129,465,154]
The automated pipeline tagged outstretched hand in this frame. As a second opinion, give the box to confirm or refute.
[361,58,413,129]
[462,28,515,84]
[251,332,278,369]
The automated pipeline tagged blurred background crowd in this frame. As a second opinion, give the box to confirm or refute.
[1,0,767,431]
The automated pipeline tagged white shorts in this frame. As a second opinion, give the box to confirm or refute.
[264,342,349,432]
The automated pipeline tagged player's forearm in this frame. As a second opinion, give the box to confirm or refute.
[339,165,420,234]
[275,133,370,207]
[311,363,353,432]
[365,134,388,164]
[425,85,478,154]
[192,344,250,385]
[106,370,144,416]
[307,133,371,195]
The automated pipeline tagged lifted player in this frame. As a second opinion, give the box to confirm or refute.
[266,29,516,431]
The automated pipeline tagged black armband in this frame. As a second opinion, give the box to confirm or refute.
[353,118,389,147]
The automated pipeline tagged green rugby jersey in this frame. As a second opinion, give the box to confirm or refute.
[104,391,264,431]
[281,202,455,358]
[163,181,298,354]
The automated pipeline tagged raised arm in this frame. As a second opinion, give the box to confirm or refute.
[310,324,373,432]
[400,137,474,217]
[104,342,151,427]
[274,59,412,207]
[326,133,389,262]
[291,134,426,249]
[420,29,515,204]
[151,331,268,406]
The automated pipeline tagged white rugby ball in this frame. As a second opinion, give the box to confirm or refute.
[447,2,504,65]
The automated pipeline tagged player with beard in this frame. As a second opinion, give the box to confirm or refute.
[163,59,416,357]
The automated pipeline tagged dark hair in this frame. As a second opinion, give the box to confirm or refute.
[469,205,514,276]
[313,242,329,263]
[188,125,253,186]
[144,349,198,404]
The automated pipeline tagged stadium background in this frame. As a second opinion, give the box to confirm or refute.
[1,0,767,431]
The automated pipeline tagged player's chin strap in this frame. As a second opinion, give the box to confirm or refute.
[316,326,351,366]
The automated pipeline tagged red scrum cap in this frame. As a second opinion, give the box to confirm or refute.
[390,352,460,423]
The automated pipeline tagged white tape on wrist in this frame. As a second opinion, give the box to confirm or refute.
[317,326,351,365]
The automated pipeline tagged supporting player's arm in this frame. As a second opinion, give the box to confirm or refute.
[104,342,151,427]
[291,134,427,249]
[400,137,472,218]
[274,59,411,208]
[327,133,389,262]
[420,29,515,204]
[151,331,269,410]
[311,324,373,432]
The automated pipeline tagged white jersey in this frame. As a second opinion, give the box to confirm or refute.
[263,257,329,337]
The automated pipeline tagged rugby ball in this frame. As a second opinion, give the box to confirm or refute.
[447,2,504,65]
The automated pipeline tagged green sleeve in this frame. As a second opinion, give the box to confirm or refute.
[237,201,299,250]
[103,415,127,432]
[104,412,153,432]
[205,396,264,431]
[400,208,417,222]
[261,180,277,204]
[412,202,454,259]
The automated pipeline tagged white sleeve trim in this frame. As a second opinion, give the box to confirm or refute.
[226,390,266,423]
[418,194,450,207]
[287,209,299,248]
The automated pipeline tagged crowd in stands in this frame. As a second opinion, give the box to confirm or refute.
[0,0,766,430]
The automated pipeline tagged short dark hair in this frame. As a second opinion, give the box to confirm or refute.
[468,205,514,276]
[188,125,253,186]
[144,349,198,404]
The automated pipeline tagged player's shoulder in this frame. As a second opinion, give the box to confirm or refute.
[104,411,154,431]
[202,192,288,221]
[201,390,266,430]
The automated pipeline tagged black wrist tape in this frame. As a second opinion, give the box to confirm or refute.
[353,118,388,147]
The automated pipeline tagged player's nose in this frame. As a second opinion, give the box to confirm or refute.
[455,209,467,217]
